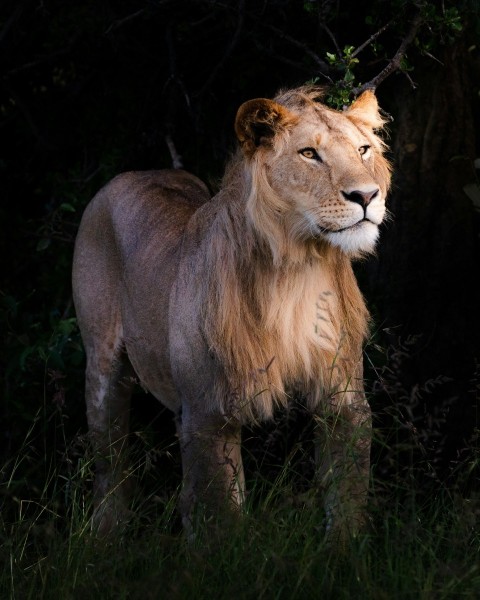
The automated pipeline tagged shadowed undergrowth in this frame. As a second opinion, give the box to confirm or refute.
[1,413,479,600]
[1,328,479,598]
[1,487,479,599]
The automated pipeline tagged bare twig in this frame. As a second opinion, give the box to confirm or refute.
[261,50,318,75]
[161,20,192,166]
[266,23,332,81]
[321,23,342,57]
[402,70,417,90]
[5,34,81,77]
[165,134,184,169]
[104,9,146,35]
[0,0,33,44]
[351,19,394,58]
[354,12,423,95]
[163,20,193,116]
[197,0,246,99]
[423,50,444,66]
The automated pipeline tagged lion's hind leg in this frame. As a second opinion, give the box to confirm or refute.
[73,198,136,536]
[84,330,135,537]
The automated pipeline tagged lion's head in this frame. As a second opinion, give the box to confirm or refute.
[235,86,391,262]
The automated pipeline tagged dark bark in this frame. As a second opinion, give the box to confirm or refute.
[367,38,480,471]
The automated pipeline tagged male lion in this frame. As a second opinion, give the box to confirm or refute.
[72,86,391,540]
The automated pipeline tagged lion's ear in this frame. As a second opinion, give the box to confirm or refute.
[235,98,297,157]
[346,90,385,130]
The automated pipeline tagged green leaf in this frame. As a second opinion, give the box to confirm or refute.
[36,238,51,251]
[326,52,337,64]
[303,1,316,13]
[399,56,414,72]
[59,202,76,213]
[57,317,77,336]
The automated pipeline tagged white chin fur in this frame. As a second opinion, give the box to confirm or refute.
[324,221,379,255]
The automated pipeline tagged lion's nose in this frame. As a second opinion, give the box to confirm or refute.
[341,188,379,207]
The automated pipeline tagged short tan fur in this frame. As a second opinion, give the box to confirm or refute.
[72,86,391,539]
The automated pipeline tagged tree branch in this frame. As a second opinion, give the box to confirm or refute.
[351,19,394,59]
[266,23,332,82]
[354,12,422,95]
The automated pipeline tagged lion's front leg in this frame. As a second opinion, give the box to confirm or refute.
[176,407,245,535]
[314,389,372,544]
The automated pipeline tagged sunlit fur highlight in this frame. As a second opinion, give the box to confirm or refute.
[73,86,392,537]
[201,87,391,422]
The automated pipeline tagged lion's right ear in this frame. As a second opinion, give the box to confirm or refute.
[235,99,297,157]
[346,90,386,130]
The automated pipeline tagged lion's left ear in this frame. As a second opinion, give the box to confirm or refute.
[235,98,297,157]
[346,90,385,130]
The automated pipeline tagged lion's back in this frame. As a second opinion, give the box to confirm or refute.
[76,169,210,268]
[106,169,210,242]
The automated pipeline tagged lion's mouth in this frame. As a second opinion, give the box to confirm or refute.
[320,218,372,234]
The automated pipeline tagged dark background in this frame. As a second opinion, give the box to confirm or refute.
[1,0,479,505]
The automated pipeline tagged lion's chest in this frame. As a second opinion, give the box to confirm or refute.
[264,270,341,385]
[222,266,345,419]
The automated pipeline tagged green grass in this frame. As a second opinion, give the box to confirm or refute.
[1,435,479,600]
[1,385,479,599]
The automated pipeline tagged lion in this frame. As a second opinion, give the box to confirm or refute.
[72,86,391,541]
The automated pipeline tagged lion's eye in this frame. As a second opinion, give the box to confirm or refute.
[359,145,371,157]
[299,147,321,161]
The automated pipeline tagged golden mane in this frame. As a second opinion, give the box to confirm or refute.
[202,162,370,423]
[200,87,390,422]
